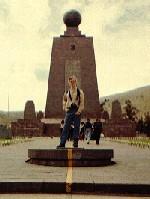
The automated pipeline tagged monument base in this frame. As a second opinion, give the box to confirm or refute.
[26,148,114,167]
[103,119,136,137]
[42,118,103,137]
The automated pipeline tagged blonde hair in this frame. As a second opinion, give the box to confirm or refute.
[68,75,77,82]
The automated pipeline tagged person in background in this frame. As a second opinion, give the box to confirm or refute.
[84,118,93,144]
[93,118,103,145]
[79,122,85,141]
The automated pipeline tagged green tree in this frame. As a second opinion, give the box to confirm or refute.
[124,100,138,121]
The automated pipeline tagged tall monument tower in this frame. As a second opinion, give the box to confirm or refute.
[45,10,100,118]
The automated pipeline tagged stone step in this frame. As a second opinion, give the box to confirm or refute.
[0,182,150,195]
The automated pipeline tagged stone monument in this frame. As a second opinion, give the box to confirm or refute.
[111,100,122,120]
[45,10,100,120]
[26,11,115,169]
[103,100,136,137]
[11,100,43,137]
[24,100,36,120]
[37,111,44,120]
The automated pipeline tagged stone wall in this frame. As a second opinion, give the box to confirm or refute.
[103,119,136,137]
[11,119,43,137]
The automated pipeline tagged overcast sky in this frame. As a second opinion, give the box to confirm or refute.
[0,0,150,111]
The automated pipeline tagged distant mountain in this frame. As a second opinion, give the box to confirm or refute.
[0,111,23,119]
[0,111,24,125]
[100,85,150,117]
[0,85,150,124]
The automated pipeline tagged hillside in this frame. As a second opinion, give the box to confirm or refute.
[0,85,150,124]
[100,85,150,117]
[0,111,23,125]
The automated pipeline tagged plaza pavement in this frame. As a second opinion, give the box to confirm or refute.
[0,137,150,196]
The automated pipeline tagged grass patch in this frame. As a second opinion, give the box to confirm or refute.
[109,137,150,148]
[0,137,32,146]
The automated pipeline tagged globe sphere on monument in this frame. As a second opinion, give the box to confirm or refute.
[63,9,81,27]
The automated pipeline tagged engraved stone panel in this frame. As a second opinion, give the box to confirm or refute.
[65,60,81,90]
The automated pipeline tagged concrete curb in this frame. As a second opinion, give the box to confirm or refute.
[0,182,150,195]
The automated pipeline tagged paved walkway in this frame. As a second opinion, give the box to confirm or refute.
[0,137,150,196]
[0,137,150,184]
[0,138,66,182]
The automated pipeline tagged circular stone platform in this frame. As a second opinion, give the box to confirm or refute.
[27,148,114,167]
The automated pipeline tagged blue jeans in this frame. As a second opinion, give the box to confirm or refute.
[85,128,92,143]
[60,108,81,145]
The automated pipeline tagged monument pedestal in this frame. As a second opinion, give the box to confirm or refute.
[27,148,114,167]
[103,119,136,137]
[103,100,136,137]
